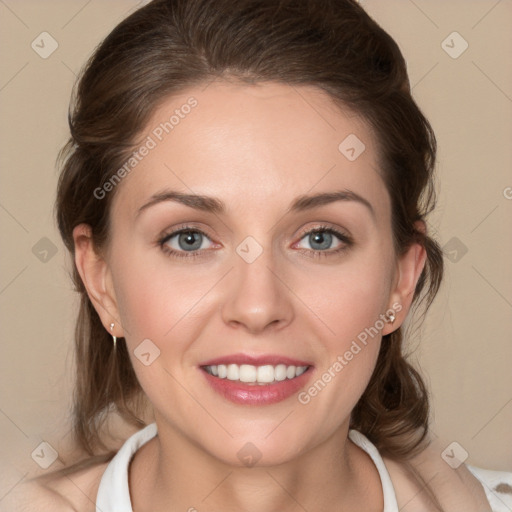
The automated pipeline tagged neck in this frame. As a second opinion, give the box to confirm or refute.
[129,421,383,512]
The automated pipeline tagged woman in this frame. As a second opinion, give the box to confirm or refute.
[6,0,510,510]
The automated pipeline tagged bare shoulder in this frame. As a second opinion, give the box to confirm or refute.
[382,453,439,511]
[382,441,492,512]
[0,479,75,512]
[0,462,109,512]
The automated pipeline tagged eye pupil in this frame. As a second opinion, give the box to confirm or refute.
[179,231,202,251]
[310,231,332,250]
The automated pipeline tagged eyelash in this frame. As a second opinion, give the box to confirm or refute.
[157,224,353,260]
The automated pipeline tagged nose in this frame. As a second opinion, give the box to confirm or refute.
[221,246,295,335]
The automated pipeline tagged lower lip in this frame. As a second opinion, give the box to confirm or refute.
[201,368,313,405]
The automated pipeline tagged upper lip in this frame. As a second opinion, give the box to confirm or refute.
[200,353,313,367]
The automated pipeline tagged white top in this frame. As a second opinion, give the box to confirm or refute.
[96,422,512,512]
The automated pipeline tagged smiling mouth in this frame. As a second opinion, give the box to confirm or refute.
[202,363,310,385]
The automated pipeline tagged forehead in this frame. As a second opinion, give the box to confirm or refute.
[112,80,389,222]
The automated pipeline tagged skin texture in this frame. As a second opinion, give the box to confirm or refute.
[72,80,428,511]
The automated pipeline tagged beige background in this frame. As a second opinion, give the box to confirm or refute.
[1,0,511,501]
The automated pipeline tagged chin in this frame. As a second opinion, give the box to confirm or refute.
[201,426,313,469]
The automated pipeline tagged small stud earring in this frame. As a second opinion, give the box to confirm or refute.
[387,312,396,324]
[110,323,117,351]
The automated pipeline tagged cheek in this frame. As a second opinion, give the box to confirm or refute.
[110,254,221,408]
[111,245,220,348]
[292,247,393,412]
[294,250,393,347]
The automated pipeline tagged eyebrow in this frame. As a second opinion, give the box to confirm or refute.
[136,189,375,220]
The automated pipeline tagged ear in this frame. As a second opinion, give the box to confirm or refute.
[382,221,428,336]
[73,224,124,338]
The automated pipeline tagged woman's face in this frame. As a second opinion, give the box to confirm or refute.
[86,81,418,466]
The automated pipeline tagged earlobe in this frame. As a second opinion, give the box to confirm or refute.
[72,224,124,338]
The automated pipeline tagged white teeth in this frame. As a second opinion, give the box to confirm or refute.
[295,366,306,377]
[239,364,257,383]
[257,365,275,383]
[204,363,309,384]
[226,364,239,380]
[274,364,287,381]
[217,364,227,378]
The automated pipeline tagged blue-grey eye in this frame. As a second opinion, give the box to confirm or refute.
[297,230,343,251]
[164,230,212,252]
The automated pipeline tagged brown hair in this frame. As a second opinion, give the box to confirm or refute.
[54,0,443,483]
